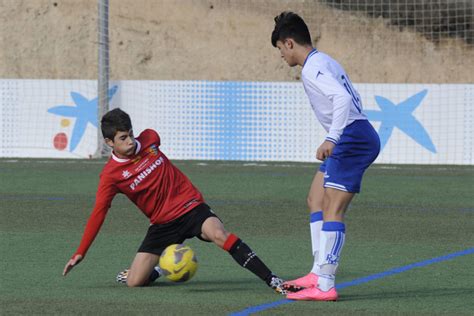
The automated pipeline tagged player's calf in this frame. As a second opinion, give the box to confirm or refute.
[200,216,230,248]
[116,266,162,286]
[221,233,299,295]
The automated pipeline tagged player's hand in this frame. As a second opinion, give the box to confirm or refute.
[316,141,335,161]
[63,254,83,276]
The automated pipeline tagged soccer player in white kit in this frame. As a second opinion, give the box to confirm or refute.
[271,11,380,301]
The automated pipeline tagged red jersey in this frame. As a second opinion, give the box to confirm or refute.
[74,129,204,257]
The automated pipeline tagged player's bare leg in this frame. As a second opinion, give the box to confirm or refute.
[200,216,290,294]
[307,171,325,212]
[322,188,354,222]
[288,188,354,301]
[200,216,230,247]
[284,171,325,289]
[125,252,160,287]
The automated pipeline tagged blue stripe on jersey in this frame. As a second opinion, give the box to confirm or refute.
[303,49,318,67]
[341,75,362,113]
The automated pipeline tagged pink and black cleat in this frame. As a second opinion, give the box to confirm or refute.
[286,286,338,301]
[283,272,319,289]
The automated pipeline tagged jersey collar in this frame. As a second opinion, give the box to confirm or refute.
[111,139,142,163]
[303,48,318,67]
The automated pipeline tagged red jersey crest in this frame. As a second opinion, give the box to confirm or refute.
[147,144,159,156]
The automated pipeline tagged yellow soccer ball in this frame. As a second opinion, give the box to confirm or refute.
[159,244,198,282]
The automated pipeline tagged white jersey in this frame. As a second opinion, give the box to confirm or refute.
[301,49,367,144]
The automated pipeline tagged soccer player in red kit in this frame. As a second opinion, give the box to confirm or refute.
[62,108,291,294]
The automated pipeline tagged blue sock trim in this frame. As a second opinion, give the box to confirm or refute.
[310,211,323,223]
[322,221,345,233]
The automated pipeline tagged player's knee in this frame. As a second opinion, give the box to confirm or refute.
[126,275,147,287]
[208,228,229,246]
[307,195,323,211]
[126,280,140,287]
[306,195,314,209]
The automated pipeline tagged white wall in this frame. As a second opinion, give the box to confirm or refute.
[1,79,472,164]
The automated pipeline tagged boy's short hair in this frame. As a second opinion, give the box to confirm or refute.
[101,108,132,140]
[271,11,312,47]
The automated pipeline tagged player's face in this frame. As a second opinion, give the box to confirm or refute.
[276,39,297,67]
[107,129,136,158]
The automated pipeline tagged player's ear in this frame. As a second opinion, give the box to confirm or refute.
[285,38,294,49]
[104,138,114,147]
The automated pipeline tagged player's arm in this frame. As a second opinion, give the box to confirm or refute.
[315,68,352,143]
[312,68,353,160]
[316,140,336,161]
[63,176,117,276]
[144,128,161,147]
[63,254,83,276]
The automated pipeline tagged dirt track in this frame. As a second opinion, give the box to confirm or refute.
[1,0,473,83]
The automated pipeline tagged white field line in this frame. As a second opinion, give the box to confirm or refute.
[0,159,472,171]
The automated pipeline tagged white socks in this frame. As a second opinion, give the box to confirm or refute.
[309,211,323,275]
[317,221,345,291]
[308,212,346,291]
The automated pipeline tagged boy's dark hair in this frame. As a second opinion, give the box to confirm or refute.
[271,11,312,47]
[101,108,132,140]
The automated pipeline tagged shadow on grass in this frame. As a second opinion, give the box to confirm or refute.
[340,287,474,302]
[94,278,257,292]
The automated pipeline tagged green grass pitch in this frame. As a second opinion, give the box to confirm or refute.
[1,159,473,315]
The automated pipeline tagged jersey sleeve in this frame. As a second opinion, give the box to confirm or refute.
[144,129,161,147]
[73,174,118,258]
[312,67,353,144]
